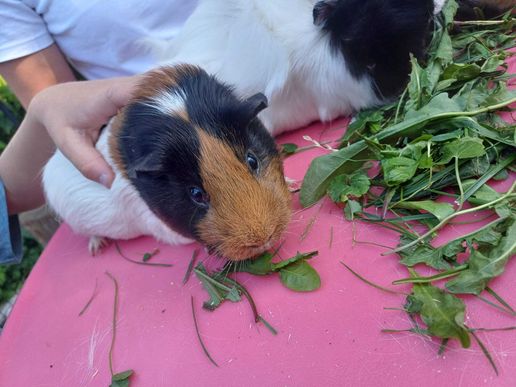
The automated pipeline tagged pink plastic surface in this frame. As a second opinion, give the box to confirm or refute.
[1,51,516,385]
[1,119,515,387]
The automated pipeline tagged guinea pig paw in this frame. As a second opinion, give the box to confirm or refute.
[88,236,110,256]
[285,176,301,193]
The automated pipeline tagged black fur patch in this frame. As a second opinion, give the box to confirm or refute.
[116,66,278,239]
[314,0,435,99]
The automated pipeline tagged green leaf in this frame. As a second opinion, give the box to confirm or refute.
[271,251,318,271]
[418,153,433,169]
[441,0,459,28]
[112,370,133,381]
[344,199,363,220]
[435,29,453,65]
[481,55,505,73]
[110,369,134,387]
[441,63,481,82]
[493,169,509,181]
[438,137,485,164]
[381,157,419,186]
[461,157,515,204]
[225,287,241,302]
[344,109,385,141]
[195,272,224,309]
[408,282,470,348]
[399,244,450,270]
[236,252,273,275]
[406,55,431,110]
[405,93,463,120]
[394,200,454,221]
[446,218,516,295]
[327,170,370,202]
[194,263,241,310]
[464,180,500,203]
[279,260,321,292]
[442,240,465,258]
[431,129,463,142]
[281,143,298,155]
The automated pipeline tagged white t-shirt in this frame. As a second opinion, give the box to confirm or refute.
[0,0,198,79]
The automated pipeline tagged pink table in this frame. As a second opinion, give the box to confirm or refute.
[1,117,515,387]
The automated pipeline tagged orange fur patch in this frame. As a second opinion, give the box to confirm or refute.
[133,64,200,101]
[195,130,291,260]
[108,111,127,177]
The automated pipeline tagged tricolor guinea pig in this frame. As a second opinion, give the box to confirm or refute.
[150,0,441,134]
[42,65,291,260]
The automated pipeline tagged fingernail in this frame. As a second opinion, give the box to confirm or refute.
[99,173,111,188]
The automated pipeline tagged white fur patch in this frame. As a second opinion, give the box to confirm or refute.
[146,0,379,135]
[144,89,187,115]
[42,119,194,247]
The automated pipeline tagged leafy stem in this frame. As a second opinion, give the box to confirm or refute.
[105,272,119,377]
[454,157,464,208]
[114,242,173,267]
[385,181,515,255]
[393,264,468,285]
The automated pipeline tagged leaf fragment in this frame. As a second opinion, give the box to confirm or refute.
[328,170,370,202]
[394,200,454,222]
[279,260,321,292]
[438,137,485,164]
[446,217,516,294]
[281,143,298,155]
[407,282,470,348]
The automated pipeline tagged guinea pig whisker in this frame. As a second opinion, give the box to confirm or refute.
[291,207,312,216]
[286,219,305,224]
[188,207,201,230]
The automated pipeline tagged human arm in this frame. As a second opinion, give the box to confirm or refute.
[0,44,77,108]
[0,75,141,215]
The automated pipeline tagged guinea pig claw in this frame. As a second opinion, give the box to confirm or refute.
[88,236,110,256]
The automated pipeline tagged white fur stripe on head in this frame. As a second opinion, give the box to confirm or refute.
[144,89,187,115]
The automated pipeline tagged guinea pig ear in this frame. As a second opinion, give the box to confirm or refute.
[244,93,268,117]
[313,0,338,27]
[231,93,268,129]
[126,153,162,179]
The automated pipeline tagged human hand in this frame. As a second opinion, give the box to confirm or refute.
[29,76,141,187]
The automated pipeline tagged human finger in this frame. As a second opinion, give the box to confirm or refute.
[57,128,115,188]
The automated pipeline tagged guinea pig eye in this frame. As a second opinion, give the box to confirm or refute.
[246,152,259,172]
[189,186,210,207]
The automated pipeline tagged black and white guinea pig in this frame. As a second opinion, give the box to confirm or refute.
[42,65,291,261]
[150,0,441,134]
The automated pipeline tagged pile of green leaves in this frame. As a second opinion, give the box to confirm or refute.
[301,1,514,206]
[300,0,515,372]
[194,250,320,315]
[224,250,321,291]
[190,250,320,364]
